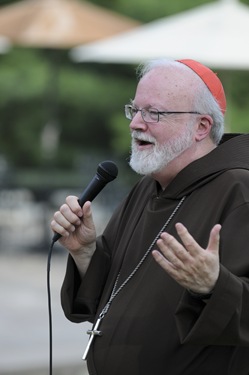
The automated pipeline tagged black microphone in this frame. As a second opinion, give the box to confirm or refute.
[52,160,118,242]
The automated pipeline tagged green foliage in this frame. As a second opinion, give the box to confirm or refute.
[0,0,249,183]
[0,48,47,101]
[89,0,212,22]
[112,0,211,22]
[110,113,131,156]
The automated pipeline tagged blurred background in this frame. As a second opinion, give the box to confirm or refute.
[0,0,249,374]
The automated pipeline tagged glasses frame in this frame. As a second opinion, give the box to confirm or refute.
[124,104,201,123]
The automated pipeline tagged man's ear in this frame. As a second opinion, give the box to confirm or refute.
[195,115,213,142]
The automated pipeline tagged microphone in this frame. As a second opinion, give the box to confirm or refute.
[52,160,118,242]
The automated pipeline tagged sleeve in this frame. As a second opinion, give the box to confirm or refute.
[60,177,158,324]
[175,202,249,346]
[60,195,130,324]
[60,236,111,323]
[60,177,150,323]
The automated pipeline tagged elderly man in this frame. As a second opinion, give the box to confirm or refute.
[51,58,249,375]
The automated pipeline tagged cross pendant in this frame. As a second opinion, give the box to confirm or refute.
[82,317,102,360]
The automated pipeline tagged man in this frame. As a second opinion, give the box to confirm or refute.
[51,58,249,375]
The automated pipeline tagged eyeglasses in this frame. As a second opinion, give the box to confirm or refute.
[124,104,201,124]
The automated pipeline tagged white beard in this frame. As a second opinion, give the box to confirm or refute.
[129,127,195,175]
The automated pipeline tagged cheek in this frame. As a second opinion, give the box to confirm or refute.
[157,122,196,147]
[152,122,183,143]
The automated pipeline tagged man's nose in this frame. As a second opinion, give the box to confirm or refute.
[129,110,148,131]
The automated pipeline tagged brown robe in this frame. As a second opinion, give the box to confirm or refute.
[61,134,249,375]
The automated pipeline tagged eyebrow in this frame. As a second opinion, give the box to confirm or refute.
[129,100,167,110]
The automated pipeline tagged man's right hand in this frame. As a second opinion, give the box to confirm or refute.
[51,197,96,276]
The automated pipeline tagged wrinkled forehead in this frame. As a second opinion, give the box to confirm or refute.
[136,65,200,108]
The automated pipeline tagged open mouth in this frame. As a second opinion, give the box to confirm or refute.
[136,139,154,146]
[132,131,156,149]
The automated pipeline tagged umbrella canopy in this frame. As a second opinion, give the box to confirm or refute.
[0,0,140,49]
[71,0,249,70]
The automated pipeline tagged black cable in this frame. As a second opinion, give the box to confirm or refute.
[47,239,55,375]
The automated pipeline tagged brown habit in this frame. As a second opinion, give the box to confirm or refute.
[61,134,249,375]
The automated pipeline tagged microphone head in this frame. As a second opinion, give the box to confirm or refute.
[97,160,118,182]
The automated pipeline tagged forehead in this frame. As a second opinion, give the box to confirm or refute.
[135,66,198,108]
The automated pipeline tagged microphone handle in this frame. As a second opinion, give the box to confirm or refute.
[78,174,107,207]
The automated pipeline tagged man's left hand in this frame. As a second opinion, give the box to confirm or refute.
[152,223,221,294]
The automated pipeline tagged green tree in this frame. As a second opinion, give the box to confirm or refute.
[0,0,249,179]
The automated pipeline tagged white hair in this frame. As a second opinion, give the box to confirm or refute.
[136,58,225,145]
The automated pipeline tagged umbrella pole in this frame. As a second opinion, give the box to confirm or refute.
[41,49,61,163]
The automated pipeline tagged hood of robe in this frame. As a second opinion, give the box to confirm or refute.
[161,133,249,199]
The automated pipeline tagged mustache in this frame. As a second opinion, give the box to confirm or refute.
[131,131,156,144]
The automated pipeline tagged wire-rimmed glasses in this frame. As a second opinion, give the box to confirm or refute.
[124,104,201,123]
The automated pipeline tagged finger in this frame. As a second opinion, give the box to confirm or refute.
[207,224,221,254]
[175,222,201,255]
[66,195,83,217]
[60,203,82,226]
[82,201,92,218]
[157,233,188,264]
[53,208,79,235]
[152,250,189,285]
[81,201,95,228]
[51,216,72,237]
[152,249,178,270]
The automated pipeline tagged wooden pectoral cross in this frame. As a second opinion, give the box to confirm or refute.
[82,318,102,360]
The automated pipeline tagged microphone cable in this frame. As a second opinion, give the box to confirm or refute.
[46,160,118,375]
[47,238,56,375]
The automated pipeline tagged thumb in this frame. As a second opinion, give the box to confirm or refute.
[207,224,221,253]
[82,201,95,228]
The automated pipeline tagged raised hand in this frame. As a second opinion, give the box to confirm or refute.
[152,223,221,294]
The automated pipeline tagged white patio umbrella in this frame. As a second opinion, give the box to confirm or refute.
[71,0,249,70]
